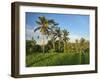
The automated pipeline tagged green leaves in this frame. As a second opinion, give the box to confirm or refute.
[34,27,41,32]
[26,52,89,67]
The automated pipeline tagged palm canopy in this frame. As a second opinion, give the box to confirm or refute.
[34,16,54,35]
[55,27,62,38]
[75,39,79,43]
[46,20,59,36]
[62,29,70,42]
[80,38,86,44]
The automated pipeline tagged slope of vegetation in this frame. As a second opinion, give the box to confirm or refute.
[26,16,90,67]
[26,52,89,67]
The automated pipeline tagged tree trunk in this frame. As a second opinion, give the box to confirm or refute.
[42,34,45,53]
[58,38,60,52]
[64,41,66,53]
[76,43,78,53]
[52,40,55,51]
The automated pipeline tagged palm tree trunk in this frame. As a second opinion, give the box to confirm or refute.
[53,39,55,52]
[42,34,45,53]
[59,38,60,52]
[76,43,78,53]
[64,41,66,53]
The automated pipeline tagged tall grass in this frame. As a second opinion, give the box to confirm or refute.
[26,52,89,67]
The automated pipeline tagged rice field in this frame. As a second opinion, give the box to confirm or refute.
[26,52,89,67]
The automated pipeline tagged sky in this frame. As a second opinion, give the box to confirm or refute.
[25,12,90,44]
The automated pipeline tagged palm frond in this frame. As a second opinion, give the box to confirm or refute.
[38,16,46,23]
[34,27,41,32]
[36,21,41,25]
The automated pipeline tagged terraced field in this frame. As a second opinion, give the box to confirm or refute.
[26,52,89,67]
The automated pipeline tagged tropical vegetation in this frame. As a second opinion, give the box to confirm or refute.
[26,16,89,67]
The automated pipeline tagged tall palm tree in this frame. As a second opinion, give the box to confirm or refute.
[54,27,62,52]
[50,34,57,52]
[62,29,69,53]
[34,16,53,53]
[48,21,59,52]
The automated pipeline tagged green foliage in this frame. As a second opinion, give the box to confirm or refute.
[26,16,90,67]
[26,52,89,67]
[26,39,36,55]
[34,16,57,53]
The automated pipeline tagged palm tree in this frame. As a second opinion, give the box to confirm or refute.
[50,35,57,52]
[48,21,59,52]
[79,38,86,53]
[75,39,79,53]
[79,38,86,64]
[34,16,53,53]
[54,27,62,52]
[62,29,69,53]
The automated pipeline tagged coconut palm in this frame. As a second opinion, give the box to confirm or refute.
[62,29,70,53]
[79,38,86,53]
[34,16,54,53]
[54,27,62,52]
[79,38,86,64]
[50,34,57,52]
[75,39,79,53]
[48,21,59,52]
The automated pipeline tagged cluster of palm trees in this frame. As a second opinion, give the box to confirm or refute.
[34,16,70,53]
[30,16,89,55]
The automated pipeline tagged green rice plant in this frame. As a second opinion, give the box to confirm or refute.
[26,52,89,67]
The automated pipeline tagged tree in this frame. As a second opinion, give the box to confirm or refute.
[26,38,36,55]
[34,16,54,53]
[54,27,62,52]
[79,38,86,53]
[48,21,59,52]
[62,29,69,53]
[75,39,79,53]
